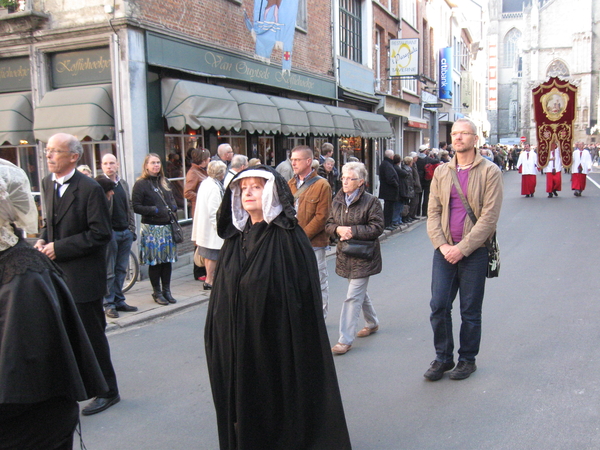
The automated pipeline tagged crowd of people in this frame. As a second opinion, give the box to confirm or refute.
[13,121,600,448]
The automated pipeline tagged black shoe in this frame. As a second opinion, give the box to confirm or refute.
[449,361,477,380]
[81,395,121,416]
[152,289,169,305]
[525,194,530,198]
[548,193,553,198]
[115,302,138,312]
[105,307,119,319]
[531,193,534,197]
[203,282,212,290]
[424,360,455,381]
[553,190,558,196]
[385,226,396,231]
[162,288,177,304]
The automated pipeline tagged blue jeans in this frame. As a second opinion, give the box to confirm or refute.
[103,229,134,308]
[429,246,488,363]
[392,201,404,225]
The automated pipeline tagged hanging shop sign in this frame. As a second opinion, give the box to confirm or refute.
[439,47,453,100]
[390,39,419,77]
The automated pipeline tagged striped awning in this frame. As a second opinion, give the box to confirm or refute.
[324,105,356,137]
[162,78,241,132]
[268,96,310,136]
[228,89,280,134]
[0,92,34,145]
[298,101,336,136]
[346,109,393,138]
[34,84,114,143]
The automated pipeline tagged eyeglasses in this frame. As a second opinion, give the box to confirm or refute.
[340,177,359,183]
[45,149,72,155]
[450,131,476,137]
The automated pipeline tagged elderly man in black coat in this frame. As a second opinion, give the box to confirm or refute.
[378,149,400,230]
[34,133,119,416]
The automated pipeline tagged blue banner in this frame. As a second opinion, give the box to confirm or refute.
[439,47,453,100]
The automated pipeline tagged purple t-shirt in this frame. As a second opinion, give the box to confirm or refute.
[449,168,469,243]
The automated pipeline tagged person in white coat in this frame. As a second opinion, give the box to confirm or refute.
[545,146,563,198]
[516,144,538,197]
[191,161,226,289]
[571,143,593,196]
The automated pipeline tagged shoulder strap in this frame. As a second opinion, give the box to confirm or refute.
[450,169,494,249]
[449,169,478,225]
[293,175,323,200]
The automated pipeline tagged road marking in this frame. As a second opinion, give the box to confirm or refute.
[587,175,600,190]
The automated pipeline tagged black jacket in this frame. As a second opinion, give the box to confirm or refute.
[131,176,177,225]
[40,170,112,303]
[378,157,400,201]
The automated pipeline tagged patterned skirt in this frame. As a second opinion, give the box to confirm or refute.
[139,224,178,266]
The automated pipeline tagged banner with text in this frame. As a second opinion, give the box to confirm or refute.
[439,47,453,100]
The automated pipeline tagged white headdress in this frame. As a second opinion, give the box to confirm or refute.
[228,169,282,231]
[0,159,38,250]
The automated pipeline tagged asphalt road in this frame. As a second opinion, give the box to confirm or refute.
[76,170,600,450]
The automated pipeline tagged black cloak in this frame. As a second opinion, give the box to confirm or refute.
[205,166,352,450]
[0,239,108,405]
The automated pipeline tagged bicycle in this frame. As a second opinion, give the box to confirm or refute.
[122,249,140,293]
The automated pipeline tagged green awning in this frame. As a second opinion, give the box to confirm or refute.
[298,101,336,136]
[268,96,310,136]
[162,78,241,132]
[346,109,393,138]
[34,84,114,143]
[324,105,356,137]
[0,92,34,145]
[228,89,280,134]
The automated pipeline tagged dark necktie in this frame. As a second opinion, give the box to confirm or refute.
[55,179,70,199]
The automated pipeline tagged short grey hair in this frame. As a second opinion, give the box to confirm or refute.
[342,161,368,182]
[324,157,335,165]
[208,160,227,179]
[230,154,248,170]
[65,134,83,159]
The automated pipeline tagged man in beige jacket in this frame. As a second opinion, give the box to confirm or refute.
[424,118,503,381]
[288,145,332,319]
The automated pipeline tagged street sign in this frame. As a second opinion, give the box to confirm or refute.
[520,136,527,142]
[424,103,443,108]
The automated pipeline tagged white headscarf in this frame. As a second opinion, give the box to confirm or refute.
[0,159,38,250]
[228,169,282,231]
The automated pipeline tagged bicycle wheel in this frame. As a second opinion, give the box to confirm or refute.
[122,250,139,293]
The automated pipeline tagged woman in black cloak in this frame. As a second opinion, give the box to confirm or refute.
[0,159,107,449]
[205,166,352,450]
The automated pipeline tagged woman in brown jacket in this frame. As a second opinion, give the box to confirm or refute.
[325,161,384,355]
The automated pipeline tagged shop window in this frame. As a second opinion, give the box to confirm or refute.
[164,129,205,221]
[79,139,117,177]
[258,136,275,166]
[286,137,307,154]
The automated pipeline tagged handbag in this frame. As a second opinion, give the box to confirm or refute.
[154,185,184,244]
[449,170,500,278]
[339,239,376,260]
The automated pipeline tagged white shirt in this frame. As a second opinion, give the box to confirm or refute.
[52,169,76,197]
[546,148,562,172]
[517,150,538,175]
[571,148,592,174]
